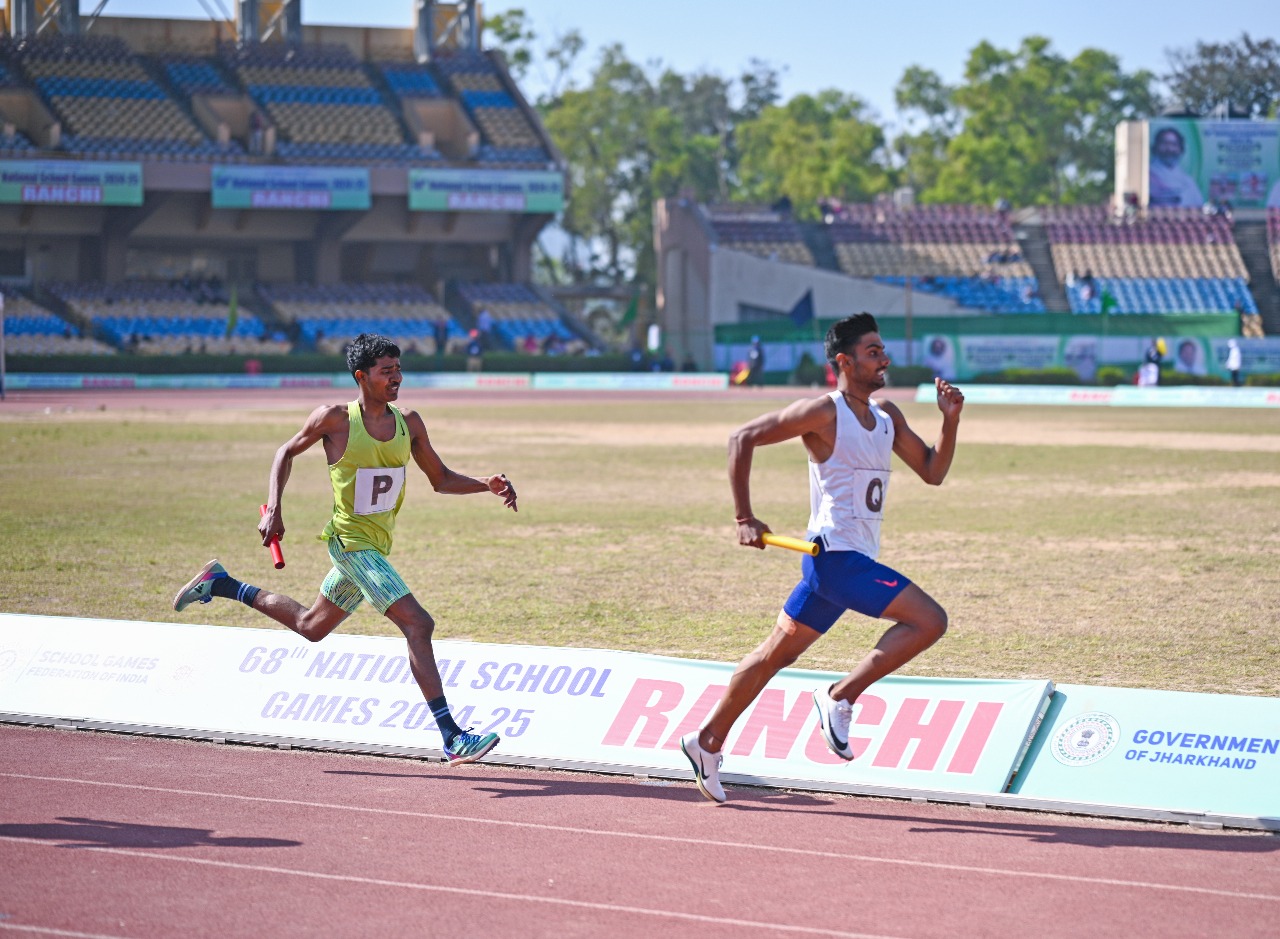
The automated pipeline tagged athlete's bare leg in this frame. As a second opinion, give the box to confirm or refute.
[698,611,822,753]
[383,593,446,702]
[251,591,350,642]
[828,584,947,704]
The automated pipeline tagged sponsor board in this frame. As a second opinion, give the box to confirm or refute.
[1010,684,1280,823]
[408,168,564,214]
[0,160,143,205]
[0,614,1047,799]
[533,372,729,391]
[211,166,371,210]
[916,384,1280,409]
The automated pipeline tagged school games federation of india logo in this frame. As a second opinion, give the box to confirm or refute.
[1051,711,1121,766]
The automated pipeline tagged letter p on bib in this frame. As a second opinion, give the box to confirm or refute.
[354,466,405,515]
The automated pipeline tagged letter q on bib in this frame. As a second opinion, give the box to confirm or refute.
[354,466,406,515]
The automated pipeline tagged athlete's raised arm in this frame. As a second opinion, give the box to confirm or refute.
[403,409,517,510]
[883,378,964,486]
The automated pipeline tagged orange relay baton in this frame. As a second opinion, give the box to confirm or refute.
[260,504,286,570]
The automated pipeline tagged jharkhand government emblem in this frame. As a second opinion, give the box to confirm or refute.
[1051,711,1121,766]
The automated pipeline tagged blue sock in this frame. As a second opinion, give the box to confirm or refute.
[209,574,261,609]
[428,696,463,745]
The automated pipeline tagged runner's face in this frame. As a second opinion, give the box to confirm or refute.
[361,356,402,400]
[838,332,889,390]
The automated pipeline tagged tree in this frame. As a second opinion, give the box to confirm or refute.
[735,90,891,217]
[1164,33,1280,119]
[920,37,1155,206]
[484,8,535,83]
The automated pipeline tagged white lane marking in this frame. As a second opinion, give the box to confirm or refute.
[0,924,133,939]
[0,835,899,939]
[2,771,1277,903]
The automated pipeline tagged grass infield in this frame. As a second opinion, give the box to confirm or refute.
[2,391,1277,696]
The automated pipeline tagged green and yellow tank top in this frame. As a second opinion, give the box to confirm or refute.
[321,400,411,556]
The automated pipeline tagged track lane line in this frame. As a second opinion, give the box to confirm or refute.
[0,836,900,939]
[3,771,1277,903]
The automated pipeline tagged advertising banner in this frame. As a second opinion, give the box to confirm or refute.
[1146,118,1280,209]
[408,168,564,213]
[211,166,371,210]
[0,160,143,206]
[0,614,1049,800]
[1010,683,1280,825]
[532,373,729,391]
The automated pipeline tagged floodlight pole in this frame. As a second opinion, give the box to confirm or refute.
[1,292,7,401]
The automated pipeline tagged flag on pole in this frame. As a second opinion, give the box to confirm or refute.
[1099,287,1118,315]
[619,292,639,327]
[225,283,239,338]
[788,289,814,328]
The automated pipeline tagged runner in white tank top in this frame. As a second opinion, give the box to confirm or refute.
[680,313,965,803]
[807,390,895,557]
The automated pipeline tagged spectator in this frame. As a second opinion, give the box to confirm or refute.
[249,111,265,155]
[746,336,765,387]
[433,316,449,358]
[476,307,495,338]
[465,329,484,373]
[681,353,698,373]
[1225,339,1243,387]
[522,334,539,354]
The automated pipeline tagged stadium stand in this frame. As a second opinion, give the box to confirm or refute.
[825,203,1045,313]
[433,51,549,166]
[47,281,290,355]
[10,35,238,160]
[455,282,581,352]
[0,287,115,355]
[1046,206,1256,315]
[704,204,816,266]
[257,282,458,356]
[220,42,439,165]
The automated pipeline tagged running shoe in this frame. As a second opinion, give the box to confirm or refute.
[172,560,227,612]
[444,729,500,765]
[813,685,856,761]
[679,731,726,804]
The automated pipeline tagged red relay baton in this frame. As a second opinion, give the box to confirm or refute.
[260,504,286,570]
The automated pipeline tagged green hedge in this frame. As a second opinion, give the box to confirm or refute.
[7,352,635,375]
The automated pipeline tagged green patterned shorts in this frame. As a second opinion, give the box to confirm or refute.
[321,537,411,615]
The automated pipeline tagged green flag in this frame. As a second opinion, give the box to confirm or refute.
[1099,287,1118,315]
[225,283,239,338]
[619,293,638,326]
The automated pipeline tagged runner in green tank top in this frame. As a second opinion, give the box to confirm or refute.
[172,333,518,765]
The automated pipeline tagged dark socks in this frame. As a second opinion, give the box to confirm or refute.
[428,696,463,745]
[209,573,261,608]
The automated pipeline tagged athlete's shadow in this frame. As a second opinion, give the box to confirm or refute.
[325,767,832,807]
[0,816,302,850]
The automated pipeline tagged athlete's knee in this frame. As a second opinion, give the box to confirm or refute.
[396,610,435,643]
[920,604,948,642]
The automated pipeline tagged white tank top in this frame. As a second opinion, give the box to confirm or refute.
[806,391,895,557]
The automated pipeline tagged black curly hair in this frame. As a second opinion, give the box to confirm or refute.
[824,313,880,364]
[345,333,401,381]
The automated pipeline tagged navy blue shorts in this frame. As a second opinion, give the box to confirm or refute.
[781,538,911,634]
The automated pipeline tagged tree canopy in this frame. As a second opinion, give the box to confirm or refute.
[484,14,1271,288]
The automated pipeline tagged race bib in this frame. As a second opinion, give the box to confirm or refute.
[353,466,405,515]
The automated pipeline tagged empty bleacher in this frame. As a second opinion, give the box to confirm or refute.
[433,51,548,166]
[221,42,436,165]
[456,282,579,351]
[705,205,815,266]
[1046,207,1255,315]
[258,282,457,355]
[1,288,115,355]
[48,281,288,355]
[824,203,1044,312]
[12,35,234,160]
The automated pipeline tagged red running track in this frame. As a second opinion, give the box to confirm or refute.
[1,724,1277,939]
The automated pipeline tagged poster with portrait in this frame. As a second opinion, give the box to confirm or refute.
[1147,119,1280,209]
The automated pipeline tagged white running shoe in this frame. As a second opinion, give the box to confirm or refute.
[813,686,855,761]
[679,731,726,804]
